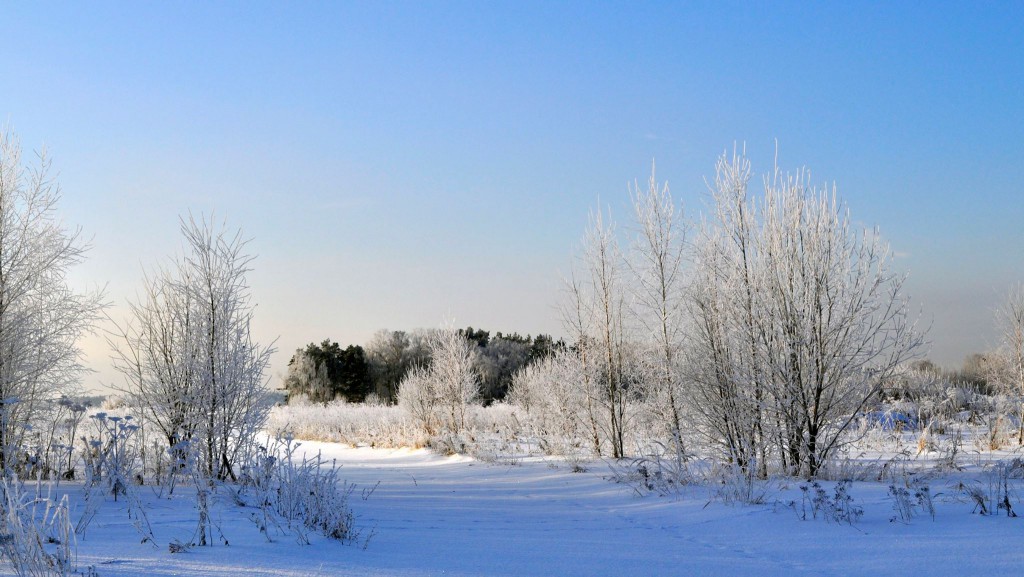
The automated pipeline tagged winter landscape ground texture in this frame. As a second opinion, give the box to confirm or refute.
[38,432,1021,577]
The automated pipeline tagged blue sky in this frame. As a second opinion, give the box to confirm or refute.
[1,1,1021,389]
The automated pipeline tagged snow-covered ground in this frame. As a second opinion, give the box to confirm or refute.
[41,440,1023,577]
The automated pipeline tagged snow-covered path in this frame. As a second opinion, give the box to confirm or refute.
[310,444,1022,577]
[331,446,780,576]
[65,443,1024,576]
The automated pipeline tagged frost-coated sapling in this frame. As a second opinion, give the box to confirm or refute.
[112,215,275,481]
[628,163,690,463]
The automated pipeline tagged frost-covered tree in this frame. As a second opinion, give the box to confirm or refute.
[396,365,438,434]
[366,329,410,403]
[686,150,766,473]
[563,206,631,458]
[396,326,479,435]
[687,236,763,472]
[761,170,912,473]
[993,284,1024,443]
[367,329,432,403]
[628,163,689,457]
[560,273,605,456]
[508,349,591,454]
[688,148,921,476]
[0,129,104,470]
[113,215,274,480]
[284,348,332,404]
[759,164,920,475]
[110,263,198,462]
[427,327,479,433]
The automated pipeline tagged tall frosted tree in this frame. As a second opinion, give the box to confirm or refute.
[687,150,765,473]
[628,164,689,458]
[0,129,104,470]
[689,149,921,476]
[427,327,479,433]
[113,215,274,480]
[759,164,920,476]
[563,206,630,458]
[560,271,605,456]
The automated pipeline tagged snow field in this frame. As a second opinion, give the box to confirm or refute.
[41,440,1021,577]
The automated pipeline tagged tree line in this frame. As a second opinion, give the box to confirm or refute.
[283,329,564,405]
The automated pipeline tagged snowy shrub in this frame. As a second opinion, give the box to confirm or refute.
[961,461,1022,517]
[945,387,975,414]
[887,477,935,523]
[397,366,439,436]
[797,480,863,526]
[508,350,601,457]
[708,463,773,506]
[608,434,694,496]
[461,403,528,464]
[75,413,154,545]
[609,446,691,497]
[0,477,74,577]
[268,401,426,448]
[426,432,470,457]
[100,396,126,411]
[971,399,1017,451]
[269,399,528,457]
[811,449,881,483]
[237,434,362,545]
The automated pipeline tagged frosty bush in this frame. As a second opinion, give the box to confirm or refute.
[508,350,593,455]
[962,460,1022,517]
[268,401,426,448]
[609,443,691,497]
[888,477,935,523]
[0,478,73,577]
[797,480,863,526]
[238,434,362,545]
[396,366,438,436]
[709,463,773,506]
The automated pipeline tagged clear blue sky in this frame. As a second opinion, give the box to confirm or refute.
[2,1,1021,389]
